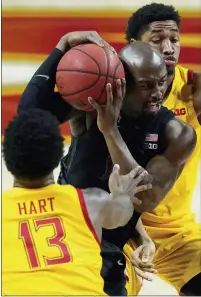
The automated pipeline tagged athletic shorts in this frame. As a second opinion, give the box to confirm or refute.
[124,216,201,294]
[101,239,127,296]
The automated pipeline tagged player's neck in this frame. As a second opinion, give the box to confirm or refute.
[13,173,55,189]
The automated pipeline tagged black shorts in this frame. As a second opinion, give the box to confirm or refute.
[101,240,127,296]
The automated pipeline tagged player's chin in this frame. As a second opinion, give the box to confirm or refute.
[166,65,175,76]
[143,105,161,116]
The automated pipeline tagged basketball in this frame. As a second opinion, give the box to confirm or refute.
[56,44,125,111]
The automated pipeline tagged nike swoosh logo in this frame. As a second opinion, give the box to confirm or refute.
[117,260,124,266]
[34,74,50,80]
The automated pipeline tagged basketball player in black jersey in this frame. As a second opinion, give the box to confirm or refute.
[18,31,196,295]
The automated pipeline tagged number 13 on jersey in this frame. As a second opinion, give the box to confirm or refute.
[19,217,71,269]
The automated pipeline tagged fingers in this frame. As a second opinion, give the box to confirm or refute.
[126,166,142,179]
[130,38,137,44]
[132,258,155,270]
[88,32,116,53]
[131,255,157,273]
[134,183,152,194]
[106,84,114,108]
[131,251,155,270]
[132,170,150,186]
[110,164,121,188]
[141,245,150,263]
[116,79,123,99]
[140,267,158,274]
[114,79,124,109]
[134,267,153,282]
[132,196,142,206]
[112,164,120,174]
[142,244,155,263]
[88,32,105,47]
[106,79,125,110]
[104,41,116,54]
[121,78,126,98]
[88,97,101,111]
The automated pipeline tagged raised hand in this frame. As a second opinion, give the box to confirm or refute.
[88,79,126,134]
[56,31,115,53]
[109,164,152,206]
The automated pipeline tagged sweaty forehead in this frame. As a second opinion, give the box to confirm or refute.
[149,20,179,33]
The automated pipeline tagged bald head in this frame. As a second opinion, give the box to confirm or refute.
[119,41,165,70]
[119,42,168,118]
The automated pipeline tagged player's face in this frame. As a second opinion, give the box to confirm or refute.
[139,20,180,76]
[124,64,168,116]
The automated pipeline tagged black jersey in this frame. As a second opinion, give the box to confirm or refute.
[58,106,175,249]
[18,48,175,295]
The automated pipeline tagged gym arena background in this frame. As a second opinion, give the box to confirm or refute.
[2,0,201,295]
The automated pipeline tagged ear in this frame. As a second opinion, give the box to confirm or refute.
[130,38,137,44]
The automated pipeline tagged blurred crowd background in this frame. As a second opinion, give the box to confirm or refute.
[2,0,201,139]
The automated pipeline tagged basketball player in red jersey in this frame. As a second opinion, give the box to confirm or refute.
[2,108,151,295]
[123,4,201,295]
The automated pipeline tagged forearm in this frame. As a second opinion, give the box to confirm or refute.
[18,48,63,109]
[103,128,153,184]
[103,194,134,229]
[102,128,172,212]
[103,128,140,174]
[135,154,185,213]
[132,218,152,246]
[18,48,72,123]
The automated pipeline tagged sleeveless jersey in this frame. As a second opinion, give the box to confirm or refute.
[142,65,201,225]
[2,184,106,295]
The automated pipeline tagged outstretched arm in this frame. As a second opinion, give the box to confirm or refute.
[82,165,152,240]
[83,187,134,232]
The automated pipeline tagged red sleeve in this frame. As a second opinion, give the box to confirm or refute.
[76,188,100,245]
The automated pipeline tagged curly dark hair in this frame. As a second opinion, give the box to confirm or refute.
[126,3,181,41]
[3,109,64,180]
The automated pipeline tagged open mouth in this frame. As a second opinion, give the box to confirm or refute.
[145,102,161,113]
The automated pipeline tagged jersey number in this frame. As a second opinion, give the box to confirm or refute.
[19,217,71,269]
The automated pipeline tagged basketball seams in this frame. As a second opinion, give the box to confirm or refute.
[57,69,120,80]
[71,48,101,76]
[58,47,104,98]
[56,44,125,110]
[58,73,100,96]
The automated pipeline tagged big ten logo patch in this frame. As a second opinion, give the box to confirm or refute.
[144,133,158,150]
[172,108,186,116]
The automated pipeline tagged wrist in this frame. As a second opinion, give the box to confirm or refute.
[140,235,153,246]
[56,37,71,53]
[102,125,119,138]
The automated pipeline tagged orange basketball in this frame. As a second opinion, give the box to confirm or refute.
[56,44,125,111]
